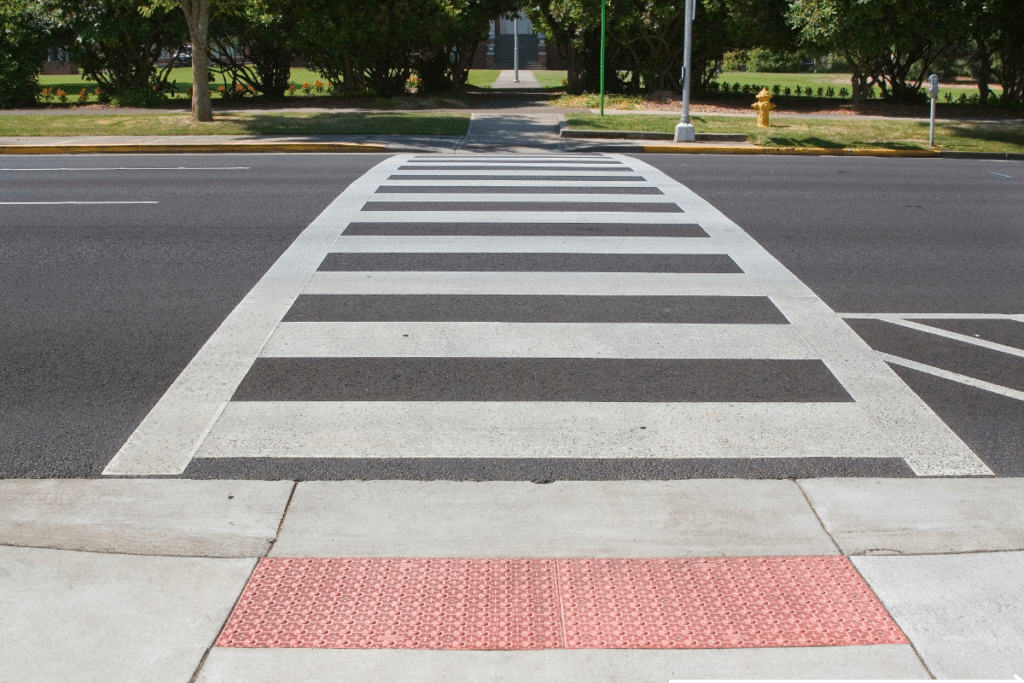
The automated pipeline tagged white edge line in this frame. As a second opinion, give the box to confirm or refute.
[878,352,1024,401]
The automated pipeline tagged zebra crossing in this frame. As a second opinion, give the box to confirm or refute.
[103,154,992,478]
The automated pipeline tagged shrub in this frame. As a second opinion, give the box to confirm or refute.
[719,81,730,93]
[108,87,164,108]
[314,79,325,94]
[816,87,824,97]
[795,85,802,95]
[77,88,89,104]
[944,92,953,103]
[721,50,747,71]
[741,84,751,95]
[771,84,781,95]
[783,86,791,96]
[826,86,835,97]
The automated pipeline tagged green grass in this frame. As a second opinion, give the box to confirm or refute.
[565,113,1024,153]
[0,112,471,136]
[465,70,501,88]
[38,68,375,101]
[533,70,568,89]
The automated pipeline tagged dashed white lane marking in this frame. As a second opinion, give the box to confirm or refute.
[104,153,993,477]
[0,201,159,205]
[878,353,1024,402]
[0,167,250,171]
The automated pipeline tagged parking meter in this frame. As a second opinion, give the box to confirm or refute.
[928,74,940,99]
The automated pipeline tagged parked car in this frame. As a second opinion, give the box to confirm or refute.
[172,46,192,67]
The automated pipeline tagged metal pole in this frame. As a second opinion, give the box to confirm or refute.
[929,96,936,146]
[513,15,520,83]
[600,0,606,116]
[928,73,939,147]
[674,0,695,142]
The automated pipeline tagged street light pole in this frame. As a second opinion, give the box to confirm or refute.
[674,0,696,142]
[600,0,606,116]
[513,14,520,83]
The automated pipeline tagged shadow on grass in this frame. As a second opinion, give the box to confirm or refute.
[939,120,1024,147]
[233,112,470,136]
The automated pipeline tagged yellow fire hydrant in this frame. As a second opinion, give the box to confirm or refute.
[751,88,776,127]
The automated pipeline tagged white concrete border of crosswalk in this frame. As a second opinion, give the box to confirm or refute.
[606,155,992,477]
[102,155,410,476]
[104,153,994,477]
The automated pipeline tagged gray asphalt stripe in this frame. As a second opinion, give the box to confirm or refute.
[282,294,786,323]
[182,457,916,480]
[375,186,664,195]
[339,222,708,237]
[360,201,684,213]
[316,253,741,273]
[231,358,852,402]
[847,318,1024,392]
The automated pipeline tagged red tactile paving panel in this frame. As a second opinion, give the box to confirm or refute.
[216,558,563,650]
[558,557,908,649]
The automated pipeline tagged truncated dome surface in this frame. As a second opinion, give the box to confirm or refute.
[216,556,907,650]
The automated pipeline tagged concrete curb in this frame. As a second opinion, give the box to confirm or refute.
[0,142,388,155]
[560,129,748,142]
[1,140,1020,159]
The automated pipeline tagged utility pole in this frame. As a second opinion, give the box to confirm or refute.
[674,0,696,142]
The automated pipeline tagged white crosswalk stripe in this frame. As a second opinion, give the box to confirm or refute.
[103,154,992,477]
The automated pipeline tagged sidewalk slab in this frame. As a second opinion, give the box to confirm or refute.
[269,481,838,558]
[800,478,1024,555]
[195,645,929,682]
[854,551,1024,679]
[0,545,254,683]
[0,479,293,557]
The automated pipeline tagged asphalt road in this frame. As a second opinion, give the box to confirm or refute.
[1,153,1021,478]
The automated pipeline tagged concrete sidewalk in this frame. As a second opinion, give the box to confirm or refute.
[2,478,1023,682]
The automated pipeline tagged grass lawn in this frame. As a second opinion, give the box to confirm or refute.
[533,70,568,89]
[566,113,1024,153]
[0,112,471,136]
[465,70,502,88]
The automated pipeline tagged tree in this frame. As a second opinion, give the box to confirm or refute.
[528,0,749,95]
[970,0,1024,104]
[0,0,55,108]
[209,0,297,99]
[787,0,967,102]
[53,0,186,102]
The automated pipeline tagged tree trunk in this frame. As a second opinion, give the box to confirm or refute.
[180,0,212,122]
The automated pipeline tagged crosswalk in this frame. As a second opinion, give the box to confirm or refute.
[103,154,992,478]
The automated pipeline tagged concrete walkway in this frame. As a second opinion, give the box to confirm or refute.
[2,478,1023,681]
